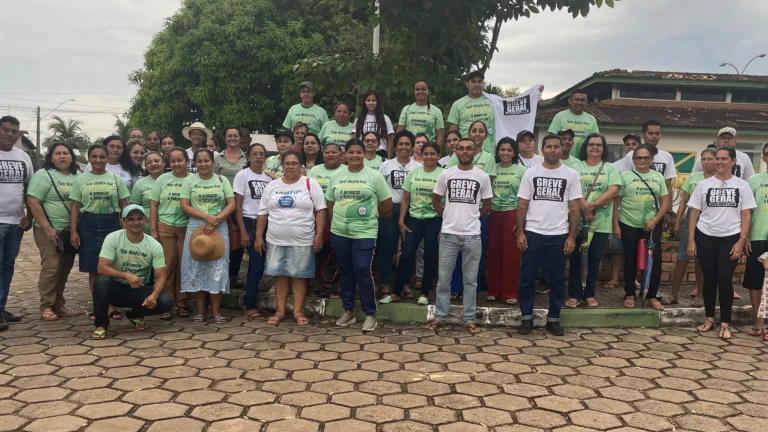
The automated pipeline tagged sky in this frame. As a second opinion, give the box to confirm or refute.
[3,0,768,140]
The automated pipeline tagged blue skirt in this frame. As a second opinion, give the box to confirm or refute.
[181,217,230,294]
[78,212,121,273]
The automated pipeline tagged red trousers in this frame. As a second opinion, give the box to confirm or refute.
[487,209,519,301]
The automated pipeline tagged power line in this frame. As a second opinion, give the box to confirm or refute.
[0,91,135,96]
[0,97,130,110]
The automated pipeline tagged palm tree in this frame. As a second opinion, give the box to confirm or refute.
[114,115,132,141]
[44,115,91,159]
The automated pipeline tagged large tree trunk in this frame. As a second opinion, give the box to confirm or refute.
[481,9,504,74]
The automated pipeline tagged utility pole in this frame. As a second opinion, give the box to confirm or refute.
[35,107,41,169]
[373,1,380,56]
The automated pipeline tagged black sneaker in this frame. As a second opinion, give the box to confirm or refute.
[518,319,533,335]
[0,314,7,332]
[2,311,22,322]
[546,322,564,336]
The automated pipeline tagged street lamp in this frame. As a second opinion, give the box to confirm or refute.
[719,53,766,75]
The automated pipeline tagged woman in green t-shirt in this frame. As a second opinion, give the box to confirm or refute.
[397,80,445,149]
[70,144,130,319]
[614,144,670,310]
[487,137,527,305]
[362,132,384,169]
[131,152,165,235]
[180,149,236,323]
[26,143,82,321]
[566,133,621,308]
[150,147,191,318]
[319,102,354,147]
[326,140,393,332]
[308,143,343,295]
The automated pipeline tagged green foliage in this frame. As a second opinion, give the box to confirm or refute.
[43,115,91,158]
[113,116,132,141]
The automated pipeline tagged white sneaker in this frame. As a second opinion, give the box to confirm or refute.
[336,312,356,327]
[362,316,377,332]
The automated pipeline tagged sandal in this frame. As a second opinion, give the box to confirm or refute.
[294,314,309,326]
[177,308,191,318]
[747,327,767,337]
[719,325,733,340]
[486,296,497,302]
[268,313,284,325]
[505,299,518,306]
[192,314,205,323]
[109,310,123,321]
[54,306,81,317]
[88,312,96,321]
[402,288,415,300]
[417,296,429,306]
[647,299,664,311]
[734,292,742,300]
[160,312,172,321]
[212,315,228,324]
[697,320,715,332]
[564,298,579,308]
[413,277,423,290]
[91,328,107,339]
[244,310,266,322]
[425,319,443,330]
[464,322,480,334]
[41,308,58,321]
[585,298,598,308]
[660,296,678,306]
[127,316,148,331]
[624,297,635,308]
[603,282,618,289]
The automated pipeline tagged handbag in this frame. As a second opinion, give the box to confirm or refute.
[44,170,79,254]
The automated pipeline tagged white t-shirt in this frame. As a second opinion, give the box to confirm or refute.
[518,164,583,236]
[485,85,541,146]
[232,169,272,219]
[352,114,394,152]
[0,147,33,224]
[433,167,492,236]
[623,149,677,180]
[438,156,451,168]
[691,149,754,180]
[379,158,423,204]
[86,162,133,190]
[186,148,198,174]
[519,154,544,168]
[257,176,326,246]
[687,176,756,237]
[613,155,633,173]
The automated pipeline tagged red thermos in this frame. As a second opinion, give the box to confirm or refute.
[637,239,647,271]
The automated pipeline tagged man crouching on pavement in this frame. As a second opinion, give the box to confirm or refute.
[92,204,172,339]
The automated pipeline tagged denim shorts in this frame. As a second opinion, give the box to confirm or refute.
[677,213,696,262]
[265,243,315,279]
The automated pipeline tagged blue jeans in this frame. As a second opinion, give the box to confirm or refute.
[435,233,482,322]
[377,204,400,285]
[394,216,441,297]
[519,231,568,322]
[450,215,488,294]
[0,223,23,312]
[568,232,609,300]
[331,234,377,315]
[242,217,265,309]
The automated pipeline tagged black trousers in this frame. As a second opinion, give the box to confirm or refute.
[620,221,662,299]
[93,275,173,329]
[694,229,739,323]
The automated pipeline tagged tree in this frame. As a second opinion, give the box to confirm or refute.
[485,84,520,98]
[113,116,132,141]
[43,115,91,160]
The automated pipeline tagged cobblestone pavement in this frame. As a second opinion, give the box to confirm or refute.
[2,237,768,432]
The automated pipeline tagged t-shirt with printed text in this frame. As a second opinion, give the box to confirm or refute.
[547,110,600,156]
[282,103,329,134]
[232,169,272,219]
[99,230,165,285]
[398,104,445,143]
[352,114,395,152]
[617,170,669,228]
[692,149,754,180]
[748,172,768,241]
[577,162,621,233]
[363,156,383,170]
[257,176,327,246]
[149,173,190,227]
[433,166,493,236]
[27,169,77,231]
[403,166,443,219]
[319,120,354,147]
[623,149,677,181]
[130,176,157,233]
[325,166,392,239]
[447,96,496,154]
[70,172,130,215]
[86,162,134,190]
[491,163,527,211]
[308,164,342,194]
[688,176,755,237]
[0,147,34,224]
[265,156,284,178]
[447,151,497,177]
[379,158,423,204]
[180,174,235,216]
[518,164,583,235]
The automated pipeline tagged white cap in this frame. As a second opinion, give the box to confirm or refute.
[717,127,737,137]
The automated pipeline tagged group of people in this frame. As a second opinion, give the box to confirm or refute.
[0,70,765,341]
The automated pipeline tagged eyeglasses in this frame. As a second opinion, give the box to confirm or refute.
[587,143,603,148]
[251,152,266,157]
[633,156,651,161]
[283,162,301,167]
[364,139,378,144]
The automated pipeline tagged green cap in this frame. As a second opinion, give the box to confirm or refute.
[122,204,147,218]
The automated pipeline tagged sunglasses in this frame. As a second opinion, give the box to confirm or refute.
[633,156,651,161]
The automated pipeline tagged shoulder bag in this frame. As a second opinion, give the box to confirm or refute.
[44,170,79,254]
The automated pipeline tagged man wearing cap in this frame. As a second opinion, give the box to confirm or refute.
[265,128,296,178]
[691,127,754,180]
[613,134,641,173]
[91,205,171,339]
[447,71,496,154]
[517,130,544,167]
[557,129,581,169]
[282,82,329,135]
[547,88,599,157]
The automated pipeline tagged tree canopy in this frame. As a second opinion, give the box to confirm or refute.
[44,116,91,161]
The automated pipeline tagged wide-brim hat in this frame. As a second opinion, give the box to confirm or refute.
[189,226,225,262]
[182,122,214,141]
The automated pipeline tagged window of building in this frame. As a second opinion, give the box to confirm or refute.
[731,89,768,104]
[619,84,676,100]
[606,144,625,163]
[681,87,726,102]
[592,86,613,103]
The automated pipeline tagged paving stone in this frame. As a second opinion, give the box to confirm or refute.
[463,407,513,426]
[190,403,243,421]
[301,403,350,422]
[18,401,77,419]
[206,419,263,432]
[535,395,584,413]
[85,417,144,432]
[120,388,173,405]
[622,412,675,432]
[134,402,189,420]
[266,418,319,432]
[0,415,26,432]
[727,415,768,432]
[247,404,297,421]
[162,377,212,392]
[112,376,163,391]
[569,410,622,430]
[309,380,355,395]
[62,376,113,391]
[516,409,568,429]
[382,393,427,409]
[23,415,87,432]
[380,421,432,432]
[408,406,457,425]
[280,391,327,407]
[146,418,205,432]
[676,414,730,432]
[14,387,70,402]
[356,405,405,423]
[635,399,685,416]
[584,398,634,415]
[69,388,123,404]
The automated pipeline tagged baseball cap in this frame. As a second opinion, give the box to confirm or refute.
[622,133,641,143]
[516,130,535,142]
[557,129,575,137]
[465,70,485,81]
[122,204,147,219]
[299,81,315,91]
[274,127,295,142]
[718,127,737,137]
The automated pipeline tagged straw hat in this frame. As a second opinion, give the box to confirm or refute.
[182,122,213,141]
[189,226,225,262]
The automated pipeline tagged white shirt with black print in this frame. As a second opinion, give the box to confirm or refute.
[517,164,583,236]
[0,147,33,224]
[379,158,422,204]
[623,149,677,180]
[687,176,756,237]
[691,149,754,180]
[232,169,272,219]
[519,154,544,168]
[433,166,492,236]
[352,113,395,152]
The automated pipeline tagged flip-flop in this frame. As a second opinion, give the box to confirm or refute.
[192,314,205,323]
[425,319,443,330]
[268,313,284,325]
[564,298,580,308]
[624,298,635,308]
[464,322,480,334]
[697,320,715,332]
[294,314,309,326]
[603,282,618,289]
[91,329,106,339]
[109,310,123,320]
[127,316,147,330]
[747,327,767,337]
[244,310,266,322]
[585,298,598,307]
[719,326,733,340]
[212,315,228,324]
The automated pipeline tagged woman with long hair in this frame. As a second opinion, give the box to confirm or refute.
[301,133,324,171]
[233,143,271,322]
[353,90,394,159]
[309,143,344,296]
[180,148,236,323]
[255,151,326,326]
[27,143,82,321]
[146,131,161,152]
[326,141,393,332]
[438,130,461,168]
[86,136,137,190]
[614,144,670,310]
[565,133,620,308]
[688,147,755,340]
[486,137,526,305]
[362,132,384,169]
[150,147,191,318]
[397,80,444,148]
[126,141,147,179]
[130,152,165,235]
[70,144,130,320]
[319,102,354,147]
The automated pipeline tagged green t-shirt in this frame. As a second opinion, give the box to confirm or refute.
[681,172,706,195]
[448,152,498,177]
[319,120,354,147]
[398,104,445,142]
[70,172,130,215]
[325,166,392,239]
[578,162,622,233]
[491,164,527,211]
[265,156,284,178]
[27,169,78,231]
[363,156,383,170]
[149,173,190,228]
[180,174,235,216]
[748,172,768,241]
[447,96,496,154]
[403,166,443,219]
[99,230,166,285]
[547,110,600,156]
[561,155,581,170]
[282,103,329,134]
[130,176,156,233]
[308,164,342,194]
[618,170,668,228]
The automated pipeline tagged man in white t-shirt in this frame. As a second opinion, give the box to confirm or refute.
[690,127,754,180]
[0,116,33,331]
[429,138,492,333]
[613,134,640,173]
[516,134,582,336]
